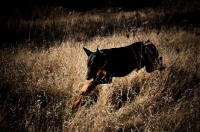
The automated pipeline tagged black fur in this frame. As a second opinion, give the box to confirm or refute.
[83,42,162,84]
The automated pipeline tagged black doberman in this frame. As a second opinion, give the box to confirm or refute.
[83,42,162,84]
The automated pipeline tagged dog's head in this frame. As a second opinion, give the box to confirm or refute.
[83,47,106,81]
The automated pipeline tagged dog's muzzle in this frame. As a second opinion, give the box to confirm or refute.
[85,70,95,80]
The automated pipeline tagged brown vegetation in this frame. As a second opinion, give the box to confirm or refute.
[0,4,200,132]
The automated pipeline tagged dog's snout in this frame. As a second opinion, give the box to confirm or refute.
[86,73,93,80]
[85,76,90,80]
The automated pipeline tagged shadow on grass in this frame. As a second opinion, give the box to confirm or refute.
[0,82,68,132]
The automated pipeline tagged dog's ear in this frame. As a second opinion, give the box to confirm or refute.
[96,46,103,54]
[96,47,101,54]
[96,47,106,57]
[83,47,92,56]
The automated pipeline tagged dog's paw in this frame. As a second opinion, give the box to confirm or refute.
[71,95,83,110]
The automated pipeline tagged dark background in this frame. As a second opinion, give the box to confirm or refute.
[1,0,199,22]
[1,0,161,11]
[0,0,199,47]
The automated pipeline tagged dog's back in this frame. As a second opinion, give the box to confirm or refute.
[101,42,147,77]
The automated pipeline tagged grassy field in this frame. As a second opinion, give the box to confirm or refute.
[0,6,200,132]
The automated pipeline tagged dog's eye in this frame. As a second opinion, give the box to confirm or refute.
[91,63,96,67]
[88,62,93,67]
[92,64,96,67]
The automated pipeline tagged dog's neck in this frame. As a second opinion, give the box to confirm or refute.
[99,50,108,69]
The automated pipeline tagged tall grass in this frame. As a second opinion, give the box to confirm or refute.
[1,5,200,47]
[1,7,200,132]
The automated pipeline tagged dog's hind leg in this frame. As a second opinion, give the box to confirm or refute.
[157,56,165,71]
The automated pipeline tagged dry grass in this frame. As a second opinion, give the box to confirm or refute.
[1,9,200,132]
[3,6,198,46]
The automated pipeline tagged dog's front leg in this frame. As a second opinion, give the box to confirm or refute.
[80,80,98,95]
[95,70,112,84]
[71,95,83,109]
[95,70,107,82]
[100,73,112,84]
[99,74,112,84]
[71,80,99,110]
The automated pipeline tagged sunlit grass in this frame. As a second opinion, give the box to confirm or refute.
[1,6,200,131]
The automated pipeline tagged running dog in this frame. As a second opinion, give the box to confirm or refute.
[71,41,162,109]
[83,41,162,84]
